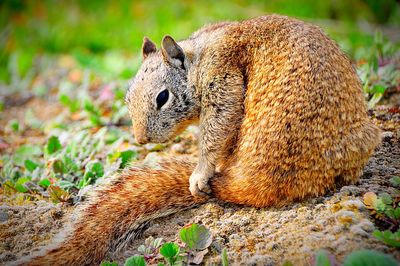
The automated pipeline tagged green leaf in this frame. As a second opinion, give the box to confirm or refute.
[390,176,400,187]
[343,249,397,266]
[38,178,51,188]
[160,242,180,264]
[179,223,212,250]
[221,248,229,266]
[371,84,386,94]
[367,93,383,109]
[8,119,19,132]
[394,208,400,220]
[53,160,67,174]
[89,114,103,126]
[379,192,393,205]
[84,161,104,179]
[58,180,76,190]
[124,255,146,266]
[120,150,137,169]
[47,136,62,154]
[14,145,42,165]
[373,198,387,213]
[48,185,70,203]
[314,250,331,266]
[373,230,400,248]
[15,177,30,192]
[24,159,39,172]
[59,94,80,113]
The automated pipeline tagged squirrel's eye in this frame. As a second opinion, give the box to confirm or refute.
[156,89,169,109]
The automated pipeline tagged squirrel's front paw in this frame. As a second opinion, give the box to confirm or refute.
[189,168,213,197]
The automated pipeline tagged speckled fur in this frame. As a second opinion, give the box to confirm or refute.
[23,15,380,265]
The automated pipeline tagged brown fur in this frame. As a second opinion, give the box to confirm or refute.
[23,15,380,265]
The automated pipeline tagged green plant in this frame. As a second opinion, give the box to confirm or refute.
[159,242,180,266]
[137,237,163,262]
[100,224,219,266]
[343,249,397,266]
[373,230,400,248]
[179,223,213,264]
[124,256,146,266]
[312,249,397,266]
[363,182,400,248]
[221,248,229,266]
[357,31,400,108]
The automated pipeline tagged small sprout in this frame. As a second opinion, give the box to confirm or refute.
[179,223,213,265]
[59,94,80,113]
[52,159,67,174]
[119,150,137,169]
[47,136,62,155]
[379,192,393,205]
[343,249,397,266]
[84,99,103,126]
[38,178,51,188]
[7,119,20,132]
[373,230,400,248]
[24,159,39,172]
[48,185,70,203]
[159,242,180,265]
[79,161,104,188]
[390,176,400,187]
[15,177,31,193]
[137,236,163,261]
[221,248,229,266]
[179,223,212,250]
[124,255,146,266]
[313,250,336,266]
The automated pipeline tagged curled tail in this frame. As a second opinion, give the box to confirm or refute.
[20,159,208,266]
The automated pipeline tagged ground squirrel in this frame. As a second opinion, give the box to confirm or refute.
[21,15,380,265]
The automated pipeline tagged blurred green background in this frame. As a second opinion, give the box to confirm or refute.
[0,0,399,83]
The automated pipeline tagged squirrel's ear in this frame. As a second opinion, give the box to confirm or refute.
[142,37,157,60]
[161,35,185,70]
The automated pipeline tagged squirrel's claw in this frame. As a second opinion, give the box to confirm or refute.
[189,171,212,197]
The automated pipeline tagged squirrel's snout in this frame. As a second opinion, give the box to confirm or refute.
[135,134,148,145]
[133,129,149,145]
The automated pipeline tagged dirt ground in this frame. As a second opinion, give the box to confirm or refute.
[0,106,399,265]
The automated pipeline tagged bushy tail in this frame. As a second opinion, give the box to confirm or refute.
[20,159,208,266]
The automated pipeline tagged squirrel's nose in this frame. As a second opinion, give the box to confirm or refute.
[136,137,148,145]
[133,129,148,145]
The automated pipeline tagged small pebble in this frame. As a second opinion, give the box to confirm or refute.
[0,211,8,223]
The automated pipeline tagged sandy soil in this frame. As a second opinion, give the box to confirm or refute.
[0,106,399,265]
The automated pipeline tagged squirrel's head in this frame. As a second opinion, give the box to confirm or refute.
[126,36,200,144]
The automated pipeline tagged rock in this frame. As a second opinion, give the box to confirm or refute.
[335,210,357,225]
[381,131,394,142]
[170,143,186,154]
[0,211,8,223]
[339,185,364,196]
[247,254,275,266]
[341,199,365,211]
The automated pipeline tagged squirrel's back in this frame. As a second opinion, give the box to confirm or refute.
[201,15,381,206]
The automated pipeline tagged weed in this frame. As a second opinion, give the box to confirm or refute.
[311,249,397,266]
[363,177,400,248]
[101,223,222,266]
